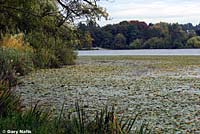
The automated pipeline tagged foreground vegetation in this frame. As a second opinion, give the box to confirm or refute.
[0,80,151,134]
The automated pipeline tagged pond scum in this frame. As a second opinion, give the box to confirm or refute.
[1,56,200,133]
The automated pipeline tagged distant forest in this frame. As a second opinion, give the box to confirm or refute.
[78,21,200,49]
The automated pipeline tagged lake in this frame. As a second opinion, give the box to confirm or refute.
[78,49,200,56]
[18,56,200,133]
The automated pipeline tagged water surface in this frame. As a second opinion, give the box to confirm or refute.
[78,49,200,56]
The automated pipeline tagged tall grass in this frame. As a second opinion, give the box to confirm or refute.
[63,102,151,134]
[0,81,21,117]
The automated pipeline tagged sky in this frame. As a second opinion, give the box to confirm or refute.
[98,0,200,26]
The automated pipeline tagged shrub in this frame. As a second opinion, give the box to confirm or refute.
[33,48,60,68]
[0,48,33,85]
[55,45,77,66]
[27,32,77,68]
[0,33,34,85]
[0,33,33,52]
[33,45,77,68]
[0,48,33,75]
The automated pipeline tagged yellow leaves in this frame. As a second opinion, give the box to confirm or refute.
[0,33,33,52]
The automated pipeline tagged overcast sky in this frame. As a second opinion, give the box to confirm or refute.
[98,0,200,26]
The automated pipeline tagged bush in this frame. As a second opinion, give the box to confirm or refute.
[0,33,34,85]
[33,46,77,68]
[27,32,77,68]
[0,33,33,52]
[0,48,33,85]
[33,48,60,68]
[55,45,77,66]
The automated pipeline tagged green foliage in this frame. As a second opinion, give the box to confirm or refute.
[113,33,127,49]
[0,33,33,85]
[0,0,56,34]
[168,24,188,48]
[1,0,108,69]
[33,48,60,68]
[78,21,198,49]
[63,102,151,134]
[143,37,166,49]
[0,48,17,85]
[28,32,77,68]
[55,45,77,65]
[0,81,21,117]
[130,39,143,49]
[0,105,58,134]
[151,22,169,37]
[33,47,75,68]
[0,48,33,85]
[0,82,58,133]
[79,31,93,49]
[187,36,200,48]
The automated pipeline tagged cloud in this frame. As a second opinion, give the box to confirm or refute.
[98,0,200,25]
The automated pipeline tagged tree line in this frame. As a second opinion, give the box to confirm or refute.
[78,20,200,49]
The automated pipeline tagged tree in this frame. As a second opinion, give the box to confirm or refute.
[78,20,198,49]
[56,0,108,26]
[0,0,108,67]
[113,33,126,49]
[0,0,108,31]
[99,31,113,48]
[143,37,166,49]
[187,36,200,48]
[151,22,169,38]
[79,31,93,49]
[129,39,143,49]
[168,23,188,48]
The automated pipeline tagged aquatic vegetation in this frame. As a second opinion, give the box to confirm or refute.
[18,56,200,133]
[0,78,151,134]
